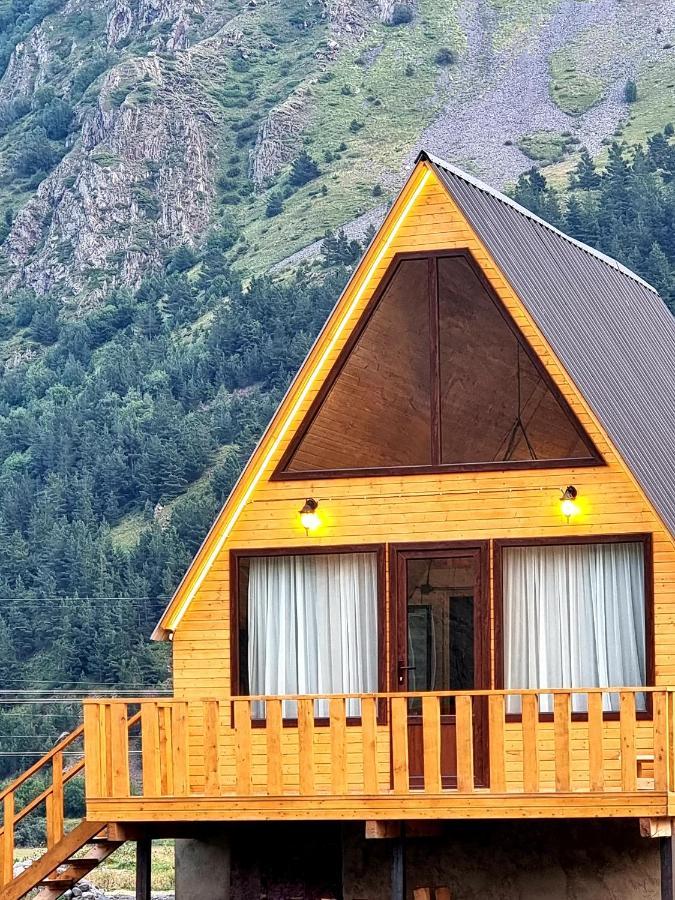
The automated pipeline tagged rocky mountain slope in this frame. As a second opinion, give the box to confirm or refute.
[0,0,672,304]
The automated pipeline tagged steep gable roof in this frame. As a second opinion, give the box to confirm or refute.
[424,152,675,538]
[153,153,675,638]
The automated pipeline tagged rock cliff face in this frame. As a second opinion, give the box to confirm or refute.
[106,0,203,50]
[5,54,216,301]
[0,0,671,301]
[250,87,313,187]
[0,26,51,108]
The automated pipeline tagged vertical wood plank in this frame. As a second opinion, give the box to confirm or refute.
[588,691,604,792]
[172,702,189,796]
[620,691,636,792]
[455,695,474,793]
[330,698,347,795]
[103,703,113,798]
[422,695,441,794]
[488,694,505,793]
[521,693,539,793]
[141,702,162,798]
[391,697,409,794]
[110,703,130,798]
[2,793,14,888]
[83,703,102,800]
[361,696,378,794]
[654,691,668,792]
[266,698,283,795]
[554,692,571,792]
[203,700,220,795]
[51,750,64,845]
[45,793,55,849]
[234,699,252,796]
[297,698,315,795]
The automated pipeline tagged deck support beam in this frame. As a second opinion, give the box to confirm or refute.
[391,829,406,900]
[659,820,675,900]
[136,837,151,900]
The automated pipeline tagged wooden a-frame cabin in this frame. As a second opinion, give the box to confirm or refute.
[3,152,675,900]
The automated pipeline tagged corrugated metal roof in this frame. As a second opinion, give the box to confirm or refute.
[424,151,675,538]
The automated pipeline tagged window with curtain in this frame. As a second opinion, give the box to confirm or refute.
[503,541,647,712]
[238,551,379,717]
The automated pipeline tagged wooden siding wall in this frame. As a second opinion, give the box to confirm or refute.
[171,169,675,787]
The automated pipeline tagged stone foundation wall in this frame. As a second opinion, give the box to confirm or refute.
[175,819,660,900]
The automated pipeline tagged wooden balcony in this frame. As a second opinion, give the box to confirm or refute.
[83,688,675,823]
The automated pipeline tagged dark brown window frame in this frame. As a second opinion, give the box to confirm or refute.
[493,533,655,722]
[273,249,603,481]
[230,544,387,725]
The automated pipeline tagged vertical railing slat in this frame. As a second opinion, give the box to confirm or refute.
[521,693,539,793]
[99,703,112,798]
[172,701,189,796]
[554,693,571,792]
[51,750,64,844]
[110,703,130,798]
[203,700,221,795]
[330,698,348,795]
[488,694,506,793]
[391,697,409,794]
[455,695,474,793]
[141,702,162,797]
[654,691,667,792]
[83,702,102,799]
[620,690,637,792]
[234,699,252,796]
[266,699,283,795]
[297,698,315,795]
[422,695,441,794]
[1,793,14,888]
[361,696,378,794]
[588,691,604,792]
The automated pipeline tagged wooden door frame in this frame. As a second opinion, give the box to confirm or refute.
[389,540,491,787]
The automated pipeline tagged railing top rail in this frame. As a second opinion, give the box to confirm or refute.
[0,724,84,804]
[81,686,665,706]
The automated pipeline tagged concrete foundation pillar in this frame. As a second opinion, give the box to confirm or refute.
[175,830,231,900]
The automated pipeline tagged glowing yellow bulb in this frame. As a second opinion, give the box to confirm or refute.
[560,486,579,522]
[299,499,320,533]
[561,498,579,519]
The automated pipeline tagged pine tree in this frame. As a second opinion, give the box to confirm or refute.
[289,150,320,187]
[573,148,601,189]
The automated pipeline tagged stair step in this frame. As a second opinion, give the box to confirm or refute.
[39,878,75,888]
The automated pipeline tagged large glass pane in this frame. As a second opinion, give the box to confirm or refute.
[438,255,596,465]
[284,257,432,472]
[239,551,379,717]
[503,541,646,712]
[406,554,476,714]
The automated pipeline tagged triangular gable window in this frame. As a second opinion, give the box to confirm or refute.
[277,251,600,478]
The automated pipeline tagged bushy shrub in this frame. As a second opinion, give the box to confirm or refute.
[390,4,413,25]
[41,99,74,140]
[266,193,283,217]
[13,127,57,178]
[435,47,456,66]
[624,79,638,103]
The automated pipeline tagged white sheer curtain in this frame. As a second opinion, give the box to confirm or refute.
[504,542,645,712]
[247,552,378,716]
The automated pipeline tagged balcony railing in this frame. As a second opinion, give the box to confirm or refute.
[82,688,673,822]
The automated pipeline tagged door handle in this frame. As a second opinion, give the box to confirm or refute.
[397,660,415,685]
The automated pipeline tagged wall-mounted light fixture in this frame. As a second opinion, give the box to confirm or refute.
[560,485,579,522]
[299,498,320,534]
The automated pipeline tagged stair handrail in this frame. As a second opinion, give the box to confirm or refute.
[0,711,141,889]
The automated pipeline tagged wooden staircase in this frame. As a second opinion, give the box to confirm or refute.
[0,717,138,900]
